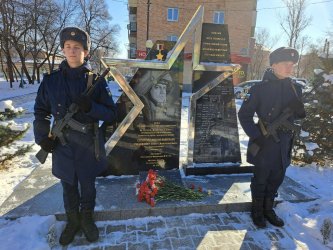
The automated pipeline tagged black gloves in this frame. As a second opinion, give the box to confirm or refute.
[74,94,92,112]
[288,99,306,118]
[39,137,56,153]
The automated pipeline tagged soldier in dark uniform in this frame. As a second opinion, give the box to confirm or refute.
[238,47,306,228]
[33,27,117,245]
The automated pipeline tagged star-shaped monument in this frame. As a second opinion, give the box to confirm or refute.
[101,5,240,168]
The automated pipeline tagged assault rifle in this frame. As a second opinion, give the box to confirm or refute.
[249,104,301,157]
[35,68,110,164]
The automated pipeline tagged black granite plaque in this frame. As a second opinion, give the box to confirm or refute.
[104,51,184,175]
[193,73,241,163]
[193,23,241,165]
[200,23,230,63]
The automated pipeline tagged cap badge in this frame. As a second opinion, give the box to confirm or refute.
[70,31,76,36]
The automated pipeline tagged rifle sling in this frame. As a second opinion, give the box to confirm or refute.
[86,72,100,161]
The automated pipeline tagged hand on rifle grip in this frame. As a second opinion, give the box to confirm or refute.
[39,137,56,153]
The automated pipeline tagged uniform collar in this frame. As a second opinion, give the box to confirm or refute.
[262,67,291,83]
[59,60,91,78]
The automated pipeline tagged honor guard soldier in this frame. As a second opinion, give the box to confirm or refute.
[33,26,117,245]
[238,47,306,228]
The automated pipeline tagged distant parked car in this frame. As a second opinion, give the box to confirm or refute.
[234,80,261,99]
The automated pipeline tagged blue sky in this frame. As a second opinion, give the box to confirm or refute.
[107,0,333,58]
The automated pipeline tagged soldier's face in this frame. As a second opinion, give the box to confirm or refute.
[62,40,89,68]
[150,83,167,104]
[272,61,295,79]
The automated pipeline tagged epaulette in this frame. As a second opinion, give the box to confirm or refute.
[43,68,60,77]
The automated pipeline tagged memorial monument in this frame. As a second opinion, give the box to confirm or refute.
[101,6,241,176]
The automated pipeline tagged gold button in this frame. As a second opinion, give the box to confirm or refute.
[268,113,271,116]
[56,112,60,115]
[58,104,61,107]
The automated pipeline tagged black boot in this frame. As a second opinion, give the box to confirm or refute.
[59,211,80,246]
[264,198,284,227]
[81,210,99,242]
[251,198,266,228]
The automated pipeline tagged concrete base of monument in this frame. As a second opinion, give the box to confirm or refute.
[0,164,319,221]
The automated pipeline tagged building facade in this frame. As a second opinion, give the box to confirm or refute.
[128,0,257,81]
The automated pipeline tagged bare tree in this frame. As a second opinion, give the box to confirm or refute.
[279,0,312,48]
[0,0,16,86]
[0,0,120,86]
[75,0,120,70]
[248,28,277,80]
[298,41,323,80]
[295,35,310,77]
[34,0,77,76]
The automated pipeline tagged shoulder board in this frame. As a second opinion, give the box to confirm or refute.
[43,68,60,77]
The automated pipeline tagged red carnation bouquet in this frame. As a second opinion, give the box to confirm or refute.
[136,169,205,207]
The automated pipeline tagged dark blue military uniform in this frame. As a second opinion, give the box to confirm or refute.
[238,69,305,199]
[34,60,116,210]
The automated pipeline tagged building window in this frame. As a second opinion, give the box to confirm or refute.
[156,44,164,50]
[167,8,178,21]
[213,11,224,24]
[167,35,178,42]
[129,43,136,59]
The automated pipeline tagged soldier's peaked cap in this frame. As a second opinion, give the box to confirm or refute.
[60,26,91,50]
[269,47,299,66]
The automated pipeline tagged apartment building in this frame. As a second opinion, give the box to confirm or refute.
[128,0,257,80]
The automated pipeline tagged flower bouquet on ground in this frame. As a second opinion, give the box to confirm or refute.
[136,169,205,207]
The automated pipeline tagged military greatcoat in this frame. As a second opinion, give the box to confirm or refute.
[238,69,305,169]
[34,61,116,185]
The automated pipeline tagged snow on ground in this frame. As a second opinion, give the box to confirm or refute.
[0,77,332,249]
[0,79,40,101]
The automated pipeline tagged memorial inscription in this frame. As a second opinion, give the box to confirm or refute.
[200,23,230,63]
[192,23,241,165]
[105,55,183,175]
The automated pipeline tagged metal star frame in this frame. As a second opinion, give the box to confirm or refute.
[101,5,240,169]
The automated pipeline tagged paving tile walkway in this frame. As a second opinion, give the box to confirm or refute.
[50,213,304,250]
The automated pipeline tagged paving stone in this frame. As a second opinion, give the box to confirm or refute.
[215,244,243,250]
[183,216,204,227]
[165,216,186,228]
[177,226,200,238]
[137,229,159,243]
[192,234,217,248]
[196,224,219,236]
[114,231,137,244]
[170,236,194,249]
[128,242,150,250]
[244,242,266,250]
[87,246,104,250]
[201,214,223,225]
[106,224,127,234]
[215,224,236,231]
[127,222,147,232]
[157,227,179,239]
[149,238,173,250]
[147,219,167,231]
[104,243,127,250]
[216,230,249,246]
[221,214,242,225]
